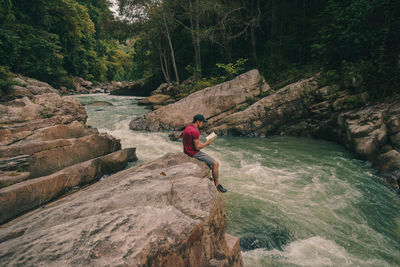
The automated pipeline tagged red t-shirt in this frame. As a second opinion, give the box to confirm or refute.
[182,124,200,157]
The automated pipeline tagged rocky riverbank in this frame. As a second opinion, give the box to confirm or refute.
[0,75,137,223]
[0,75,243,266]
[130,70,400,193]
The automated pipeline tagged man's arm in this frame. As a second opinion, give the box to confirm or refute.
[194,139,211,150]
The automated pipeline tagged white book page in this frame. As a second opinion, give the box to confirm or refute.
[206,132,217,142]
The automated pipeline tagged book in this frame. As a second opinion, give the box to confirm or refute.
[206,132,217,142]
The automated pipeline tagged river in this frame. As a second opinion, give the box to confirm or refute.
[73,94,400,267]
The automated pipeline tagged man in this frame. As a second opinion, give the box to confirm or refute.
[182,114,227,193]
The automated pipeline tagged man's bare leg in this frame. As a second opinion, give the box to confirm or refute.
[212,161,219,185]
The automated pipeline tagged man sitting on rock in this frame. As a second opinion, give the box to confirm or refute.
[182,114,227,193]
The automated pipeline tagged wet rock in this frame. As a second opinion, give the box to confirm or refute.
[169,132,183,142]
[0,153,243,266]
[239,225,292,251]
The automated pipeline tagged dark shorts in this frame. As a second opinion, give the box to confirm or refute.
[194,151,216,169]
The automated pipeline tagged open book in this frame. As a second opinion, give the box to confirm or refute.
[206,132,217,142]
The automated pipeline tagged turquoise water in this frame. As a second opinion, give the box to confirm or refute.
[74,94,400,266]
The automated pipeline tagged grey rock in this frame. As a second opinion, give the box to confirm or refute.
[0,148,137,224]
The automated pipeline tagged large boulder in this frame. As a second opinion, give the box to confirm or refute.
[130,69,269,131]
[335,107,387,162]
[73,76,94,94]
[0,153,243,266]
[208,77,317,136]
[4,75,59,101]
[387,102,400,149]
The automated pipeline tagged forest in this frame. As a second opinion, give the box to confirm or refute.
[1,0,399,99]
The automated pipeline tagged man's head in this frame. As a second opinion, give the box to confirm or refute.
[192,114,207,128]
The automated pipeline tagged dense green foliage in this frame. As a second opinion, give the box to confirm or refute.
[0,0,399,98]
[0,66,14,97]
[0,0,134,87]
[118,0,400,98]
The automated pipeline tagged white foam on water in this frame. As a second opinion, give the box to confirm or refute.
[243,236,385,267]
[97,119,181,162]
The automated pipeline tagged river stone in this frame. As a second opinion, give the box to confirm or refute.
[130,69,268,131]
[375,150,400,173]
[138,94,171,106]
[0,152,243,266]
[0,148,137,224]
[85,101,113,106]
[390,132,400,149]
[169,132,183,141]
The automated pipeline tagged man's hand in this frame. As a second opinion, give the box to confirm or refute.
[194,139,211,150]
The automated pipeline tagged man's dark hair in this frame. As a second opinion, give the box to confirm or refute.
[193,114,208,123]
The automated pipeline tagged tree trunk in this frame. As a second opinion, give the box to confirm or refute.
[162,11,180,84]
[250,0,259,66]
[301,0,306,64]
[194,0,202,77]
[159,49,170,83]
[270,0,279,70]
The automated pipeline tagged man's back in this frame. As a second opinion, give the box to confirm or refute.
[182,124,199,157]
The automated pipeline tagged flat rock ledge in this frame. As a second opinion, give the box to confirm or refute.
[0,148,137,224]
[0,152,243,267]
